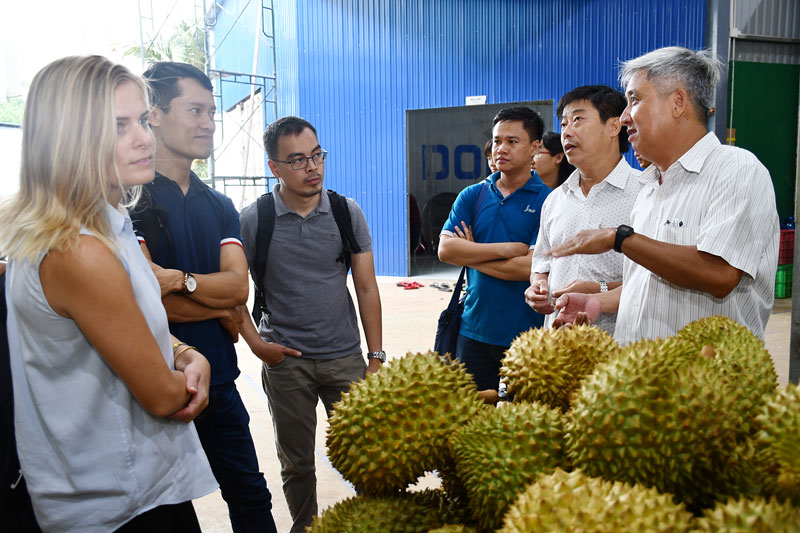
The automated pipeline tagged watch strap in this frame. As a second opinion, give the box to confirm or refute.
[614,225,634,253]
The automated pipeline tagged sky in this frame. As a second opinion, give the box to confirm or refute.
[1,0,202,98]
[0,0,203,197]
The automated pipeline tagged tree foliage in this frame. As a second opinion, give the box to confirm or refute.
[124,20,206,70]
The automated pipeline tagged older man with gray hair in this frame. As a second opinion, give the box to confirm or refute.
[546,46,779,344]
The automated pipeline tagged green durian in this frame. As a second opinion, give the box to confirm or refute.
[754,384,800,504]
[409,489,473,528]
[693,497,800,532]
[566,338,750,511]
[326,352,486,494]
[500,325,619,411]
[679,316,778,435]
[427,526,477,533]
[307,493,446,533]
[450,402,565,531]
[497,468,693,532]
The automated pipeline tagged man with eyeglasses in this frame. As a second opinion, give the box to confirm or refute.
[237,116,383,533]
[132,62,278,533]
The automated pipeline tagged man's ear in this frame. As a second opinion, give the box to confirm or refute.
[672,88,690,118]
[149,106,163,128]
[606,116,622,138]
[530,139,540,155]
[267,159,280,178]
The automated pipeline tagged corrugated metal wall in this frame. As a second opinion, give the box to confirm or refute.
[215,0,707,276]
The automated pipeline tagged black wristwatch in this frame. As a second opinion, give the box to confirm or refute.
[367,351,386,363]
[614,225,634,253]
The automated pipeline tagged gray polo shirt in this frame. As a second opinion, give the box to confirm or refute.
[240,185,372,359]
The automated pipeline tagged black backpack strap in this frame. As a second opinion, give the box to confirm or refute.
[131,188,176,268]
[251,192,276,323]
[327,189,361,271]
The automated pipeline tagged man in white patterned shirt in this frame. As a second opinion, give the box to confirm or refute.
[546,46,779,344]
[525,85,640,335]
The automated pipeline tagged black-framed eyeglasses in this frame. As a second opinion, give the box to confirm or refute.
[272,150,328,170]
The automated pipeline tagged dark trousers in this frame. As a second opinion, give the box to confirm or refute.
[115,501,200,532]
[195,382,277,533]
[455,334,508,391]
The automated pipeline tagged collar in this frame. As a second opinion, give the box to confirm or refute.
[638,131,718,186]
[153,170,205,195]
[105,203,128,237]
[488,171,546,194]
[564,157,634,195]
[272,184,329,217]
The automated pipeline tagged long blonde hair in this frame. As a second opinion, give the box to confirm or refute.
[0,55,148,262]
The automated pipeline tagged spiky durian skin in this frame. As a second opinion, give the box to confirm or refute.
[450,402,565,531]
[497,468,693,533]
[500,325,619,411]
[678,316,778,435]
[693,497,800,532]
[565,338,751,511]
[306,494,445,533]
[409,489,473,528]
[755,384,800,504]
[326,352,486,494]
[427,526,477,533]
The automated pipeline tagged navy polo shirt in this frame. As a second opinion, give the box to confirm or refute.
[442,172,550,347]
[132,171,242,385]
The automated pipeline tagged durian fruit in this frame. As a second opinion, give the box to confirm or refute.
[450,402,565,531]
[678,316,778,434]
[307,493,446,533]
[500,325,619,411]
[497,468,693,533]
[566,337,750,511]
[754,384,800,504]
[326,352,486,494]
[427,526,477,533]
[693,497,800,532]
[409,489,474,528]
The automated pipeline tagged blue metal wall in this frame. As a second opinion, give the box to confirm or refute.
[215,0,707,276]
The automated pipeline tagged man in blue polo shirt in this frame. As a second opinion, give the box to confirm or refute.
[132,62,277,533]
[439,106,550,391]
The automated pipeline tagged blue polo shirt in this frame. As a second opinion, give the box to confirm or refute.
[132,171,241,385]
[442,172,550,347]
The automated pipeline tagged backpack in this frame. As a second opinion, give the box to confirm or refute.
[251,189,361,323]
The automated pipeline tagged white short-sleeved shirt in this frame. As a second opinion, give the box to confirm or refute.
[5,204,217,532]
[531,158,641,334]
[615,132,779,345]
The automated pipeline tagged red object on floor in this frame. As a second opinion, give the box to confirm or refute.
[779,229,794,265]
[403,281,424,290]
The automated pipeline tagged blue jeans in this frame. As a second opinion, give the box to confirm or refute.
[194,382,277,533]
[456,334,508,391]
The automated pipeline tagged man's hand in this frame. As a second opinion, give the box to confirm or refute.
[547,228,615,258]
[525,278,555,314]
[151,263,184,297]
[551,293,601,329]
[219,307,243,342]
[552,280,601,298]
[252,339,302,367]
[170,348,211,423]
[367,358,382,374]
[453,221,475,242]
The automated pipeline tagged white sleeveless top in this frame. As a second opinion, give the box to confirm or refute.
[5,204,217,532]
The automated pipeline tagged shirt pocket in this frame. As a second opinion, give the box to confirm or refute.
[657,221,700,247]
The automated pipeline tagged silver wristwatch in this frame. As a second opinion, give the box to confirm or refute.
[367,351,386,363]
[599,281,608,293]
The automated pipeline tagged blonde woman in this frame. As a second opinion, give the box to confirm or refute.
[0,56,217,532]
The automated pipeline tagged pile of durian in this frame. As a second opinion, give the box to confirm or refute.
[310,316,800,532]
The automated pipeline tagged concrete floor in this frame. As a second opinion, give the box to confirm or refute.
[195,277,794,532]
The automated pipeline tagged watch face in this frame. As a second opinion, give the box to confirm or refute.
[186,275,197,293]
